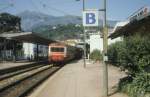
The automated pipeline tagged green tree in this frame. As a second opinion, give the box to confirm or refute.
[32,24,83,40]
[108,34,150,97]
[0,13,21,33]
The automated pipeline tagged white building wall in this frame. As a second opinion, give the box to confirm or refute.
[90,34,103,53]
[108,21,128,45]
[23,43,48,60]
[108,37,123,45]
[89,21,127,53]
[89,34,122,53]
[23,43,35,60]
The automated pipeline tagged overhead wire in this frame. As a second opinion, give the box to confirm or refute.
[10,0,19,15]
[42,4,72,16]
[28,0,79,25]
[39,0,82,25]
[45,0,74,6]
[30,0,42,13]
[0,3,14,12]
[30,0,48,20]
[39,0,79,16]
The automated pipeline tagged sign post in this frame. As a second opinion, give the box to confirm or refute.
[81,0,108,96]
[102,0,108,97]
[82,10,99,68]
[83,10,99,27]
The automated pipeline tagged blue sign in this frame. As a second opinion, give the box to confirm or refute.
[83,10,99,26]
[86,13,96,24]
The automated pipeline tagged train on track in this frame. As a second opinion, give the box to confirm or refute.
[48,43,83,64]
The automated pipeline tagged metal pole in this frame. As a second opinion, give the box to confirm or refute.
[12,40,16,62]
[83,0,86,68]
[83,0,85,10]
[102,0,108,96]
[83,27,86,68]
[36,44,39,61]
[3,39,7,62]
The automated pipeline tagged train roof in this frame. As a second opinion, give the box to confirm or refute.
[49,42,66,46]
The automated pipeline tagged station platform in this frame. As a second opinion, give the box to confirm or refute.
[0,61,35,70]
[29,60,128,97]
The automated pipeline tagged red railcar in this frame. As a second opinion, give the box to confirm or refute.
[48,43,65,63]
[48,43,83,64]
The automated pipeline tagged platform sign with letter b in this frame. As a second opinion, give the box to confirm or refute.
[83,10,99,27]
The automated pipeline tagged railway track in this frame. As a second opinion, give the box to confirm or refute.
[0,63,61,97]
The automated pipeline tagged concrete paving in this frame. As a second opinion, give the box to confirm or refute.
[29,60,128,97]
[0,61,35,70]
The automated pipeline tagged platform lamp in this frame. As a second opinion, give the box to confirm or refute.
[76,0,108,96]
[76,0,86,68]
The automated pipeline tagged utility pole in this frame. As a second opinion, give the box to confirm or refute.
[77,0,108,96]
[76,0,86,68]
[102,0,108,97]
[83,0,86,68]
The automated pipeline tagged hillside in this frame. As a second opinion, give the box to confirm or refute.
[17,10,117,31]
[16,11,117,40]
[32,24,83,40]
[17,11,82,31]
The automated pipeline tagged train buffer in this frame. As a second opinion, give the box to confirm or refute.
[28,60,128,97]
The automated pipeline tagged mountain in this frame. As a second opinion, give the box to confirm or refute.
[17,10,117,31]
[17,11,81,31]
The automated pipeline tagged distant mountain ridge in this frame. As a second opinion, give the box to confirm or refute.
[16,10,117,31]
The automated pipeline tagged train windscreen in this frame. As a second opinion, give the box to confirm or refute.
[51,47,64,52]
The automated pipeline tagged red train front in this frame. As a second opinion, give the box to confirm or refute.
[48,43,83,64]
[48,43,66,63]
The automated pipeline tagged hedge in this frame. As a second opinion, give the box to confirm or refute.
[108,34,150,74]
[89,49,103,61]
[108,34,150,97]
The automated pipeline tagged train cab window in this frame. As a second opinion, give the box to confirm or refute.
[51,47,64,52]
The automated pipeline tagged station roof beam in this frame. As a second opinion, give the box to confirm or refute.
[0,32,56,45]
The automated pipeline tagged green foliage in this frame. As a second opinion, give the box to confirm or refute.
[108,34,150,74]
[32,24,83,40]
[119,73,150,97]
[125,35,150,74]
[89,49,103,61]
[0,13,21,33]
[108,34,150,97]
[108,41,127,67]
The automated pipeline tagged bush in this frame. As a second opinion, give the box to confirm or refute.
[119,73,150,97]
[108,41,127,66]
[125,35,150,74]
[89,49,103,61]
[108,34,150,97]
[108,34,150,74]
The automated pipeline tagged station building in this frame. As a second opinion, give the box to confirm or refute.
[23,43,48,60]
[88,26,121,53]
[109,6,150,39]
[108,21,129,45]
[0,32,54,62]
[89,33,102,53]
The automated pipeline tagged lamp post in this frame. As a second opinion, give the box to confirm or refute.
[83,0,85,10]
[76,0,86,68]
[76,0,108,96]
[83,0,87,68]
[102,0,108,96]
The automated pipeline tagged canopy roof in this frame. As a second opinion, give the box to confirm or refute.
[0,32,56,45]
[109,12,150,39]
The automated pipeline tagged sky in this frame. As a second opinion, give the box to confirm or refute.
[0,0,150,21]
